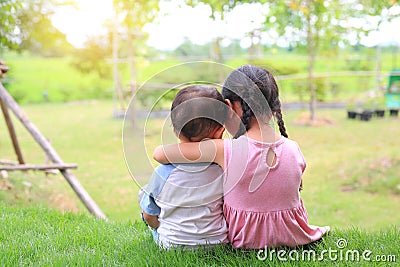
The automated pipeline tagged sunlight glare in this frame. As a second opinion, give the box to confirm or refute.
[51,0,113,48]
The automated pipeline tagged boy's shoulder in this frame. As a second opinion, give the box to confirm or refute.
[153,163,221,180]
[158,163,222,185]
[154,164,176,179]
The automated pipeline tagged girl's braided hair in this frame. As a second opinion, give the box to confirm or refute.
[222,65,288,139]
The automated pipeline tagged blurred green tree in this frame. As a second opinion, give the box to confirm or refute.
[113,0,160,86]
[265,0,397,121]
[18,0,74,56]
[111,0,160,111]
[173,37,211,57]
[0,0,74,56]
[187,0,398,121]
[70,35,113,79]
[0,0,22,50]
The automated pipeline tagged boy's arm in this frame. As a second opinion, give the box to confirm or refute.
[139,191,160,230]
[153,139,225,168]
[139,164,175,230]
[139,184,161,230]
[139,187,160,230]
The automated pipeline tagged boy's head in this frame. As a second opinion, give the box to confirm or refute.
[171,85,227,142]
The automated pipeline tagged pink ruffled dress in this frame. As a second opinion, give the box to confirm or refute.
[223,136,329,249]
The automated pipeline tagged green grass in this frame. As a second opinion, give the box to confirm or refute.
[0,204,398,266]
[3,52,114,103]
[284,109,400,229]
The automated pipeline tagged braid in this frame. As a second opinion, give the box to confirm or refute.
[241,101,253,131]
[235,99,253,138]
[274,108,288,138]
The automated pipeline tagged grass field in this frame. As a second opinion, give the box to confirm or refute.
[2,51,397,104]
[0,204,398,266]
[2,52,113,103]
[1,100,399,231]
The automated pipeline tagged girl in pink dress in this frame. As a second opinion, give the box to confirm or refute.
[154,65,330,249]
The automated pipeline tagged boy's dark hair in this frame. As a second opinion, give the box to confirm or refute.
[222,65,288,138]
[171,85,227,141]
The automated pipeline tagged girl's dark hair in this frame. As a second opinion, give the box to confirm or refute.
[171,85,227,140]
[222,65,288,138]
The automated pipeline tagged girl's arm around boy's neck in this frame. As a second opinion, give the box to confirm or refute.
[153,139,225,168]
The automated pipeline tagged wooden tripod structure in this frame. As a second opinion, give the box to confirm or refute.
[0,81,107,220]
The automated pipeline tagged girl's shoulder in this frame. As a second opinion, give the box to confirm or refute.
[281,136,298,145]
[282,137,302,150]
[222,135,303,152]
[226,135,286,146]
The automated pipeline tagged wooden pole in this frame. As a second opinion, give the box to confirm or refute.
[0,82,107,220]
[0,159,18,165]
[0,163,78,171]
[0,99,25,164]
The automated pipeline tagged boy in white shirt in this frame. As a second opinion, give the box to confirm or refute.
[139,85,228,249]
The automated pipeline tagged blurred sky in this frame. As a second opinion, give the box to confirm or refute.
[51,0,400,50]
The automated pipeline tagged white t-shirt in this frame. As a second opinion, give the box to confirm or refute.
[140,163,228,249]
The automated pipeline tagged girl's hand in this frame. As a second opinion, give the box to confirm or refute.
[153,145,170,164]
